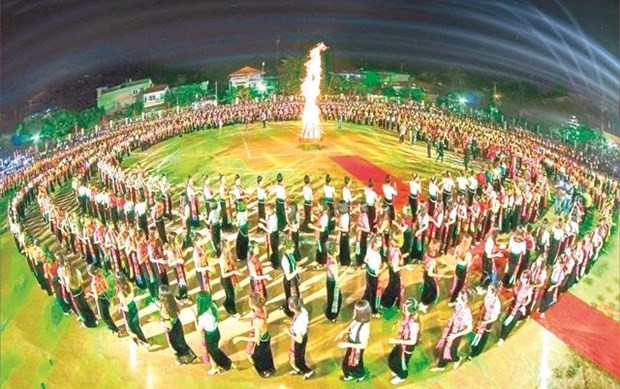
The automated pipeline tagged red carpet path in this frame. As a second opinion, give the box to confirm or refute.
[332,154,620,380]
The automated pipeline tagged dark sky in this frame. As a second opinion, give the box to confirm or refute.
[1,0,618,131]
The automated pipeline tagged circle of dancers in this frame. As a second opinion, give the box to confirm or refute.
[4,97,619,386]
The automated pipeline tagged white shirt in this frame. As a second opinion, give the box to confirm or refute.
[275,184,286,200]
[342,186,352,203]
[456,176,468,191]
[508,237,527,255]
[484,237,495,256]
[339,213,350,232]
[203,184,212,200]
[198,311,218,332]
[365,249,382,273]
[348,321,370,345]
[468,177,478,190]
[292,308,309,336]
[428,182,438,197]
[382,184,397,200]
[441,177,455,193]
[364,188,377,205]
[135,202,147,215]
[324,184,335,199]
[267,214,278,232]
[303,185,313,202]
[409,181,420,195]
[256,186,265,201]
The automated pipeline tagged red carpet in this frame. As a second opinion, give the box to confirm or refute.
[534,293,620,379]
[330,155,422,209]
[332,154,620,379]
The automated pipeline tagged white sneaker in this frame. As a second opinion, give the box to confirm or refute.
[391,376,405,385]
[497,339,505,347]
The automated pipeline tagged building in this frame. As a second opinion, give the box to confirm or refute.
[143,84,169,109]
[229,66,264,89]
[96,78,153,113]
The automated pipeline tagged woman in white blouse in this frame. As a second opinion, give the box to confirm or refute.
[195,291,234,375]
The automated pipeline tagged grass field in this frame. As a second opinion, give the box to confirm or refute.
[1,121,617,388]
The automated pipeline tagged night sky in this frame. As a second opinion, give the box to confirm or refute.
[1,0,618,132]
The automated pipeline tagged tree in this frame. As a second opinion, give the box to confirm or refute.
[75,107,104,130]
[123,100,144,118]
[40,109,76,140]
[278,56,305,95]
[362,71,381,94]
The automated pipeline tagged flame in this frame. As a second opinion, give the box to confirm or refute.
[300,42,328,140]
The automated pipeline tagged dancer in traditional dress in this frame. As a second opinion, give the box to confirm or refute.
[336,300,372,382]
[383,175,398,222]
[355,204,371,267]
[195,291,234,374]
[538,259,566,318]
[381,234,414,310]
[281,240,305,317]
[45,253,72,315]
[247,241,272,300]
[286,296,315,379]
[365,179,378,232]
[432,289,473,371]
[259,204,280,270]
[193,239,213,292]
[274,173,287,231]
[218,243,243,317]
[448,234,473,305]
[165,234,189,302]
[363,236,384,317]
[325,242,343,322]
[503,226,527,287]
[234,202,249,261]
[408,173,421,217]
[324,174,336,232]
[498,270,533,346]
[64,259,98,328]
[302,175,313,231]
[159,285,197,365]
[477,228,503,294]
[87,265,119,335]
[419,239,449,313]
[115,272,149,347]
[285,202,301,261]
[233,292,276,378]
[387,298,421,385]
[335,202,351,266]
[309,203,329,268]
[468,281,502,359]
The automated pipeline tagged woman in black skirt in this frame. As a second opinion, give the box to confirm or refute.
[325,242,343,322]
[115,272,150,347]
[381,234,414,310]
[218,243,243,317]
[159,285,197,365]
[285,202,302,261]
[233,292,276,378]
[286,296,315,379]
[387,298,421,385]
[234,202,249,261]
[64,259,98,328]
[336,299,372,382]
[195,291,235,374]
[419,239,449,313]
[355,204,371,267]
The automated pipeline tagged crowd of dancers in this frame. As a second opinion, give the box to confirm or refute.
[4,97,619,385]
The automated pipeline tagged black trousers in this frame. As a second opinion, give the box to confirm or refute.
[291,334,312,374]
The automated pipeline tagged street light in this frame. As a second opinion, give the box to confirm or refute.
[458,96,468,105]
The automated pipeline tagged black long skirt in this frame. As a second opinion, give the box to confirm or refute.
[71,288,98,328]
[252,335,276,377]
[205,328,232,370]
[421,271,438,306]
[325,278,342,321]
[339,233,351,266]
[342,347,365,379]
[381,268,401,309]
[388,344,414,379]
[166,318,197,364]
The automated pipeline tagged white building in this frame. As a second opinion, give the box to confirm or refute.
[143,84,169,108]
[229,66,264,89]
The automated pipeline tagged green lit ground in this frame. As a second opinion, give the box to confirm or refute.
[1,121,618,388]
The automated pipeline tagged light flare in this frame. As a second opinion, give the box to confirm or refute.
[300,42,328,141]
